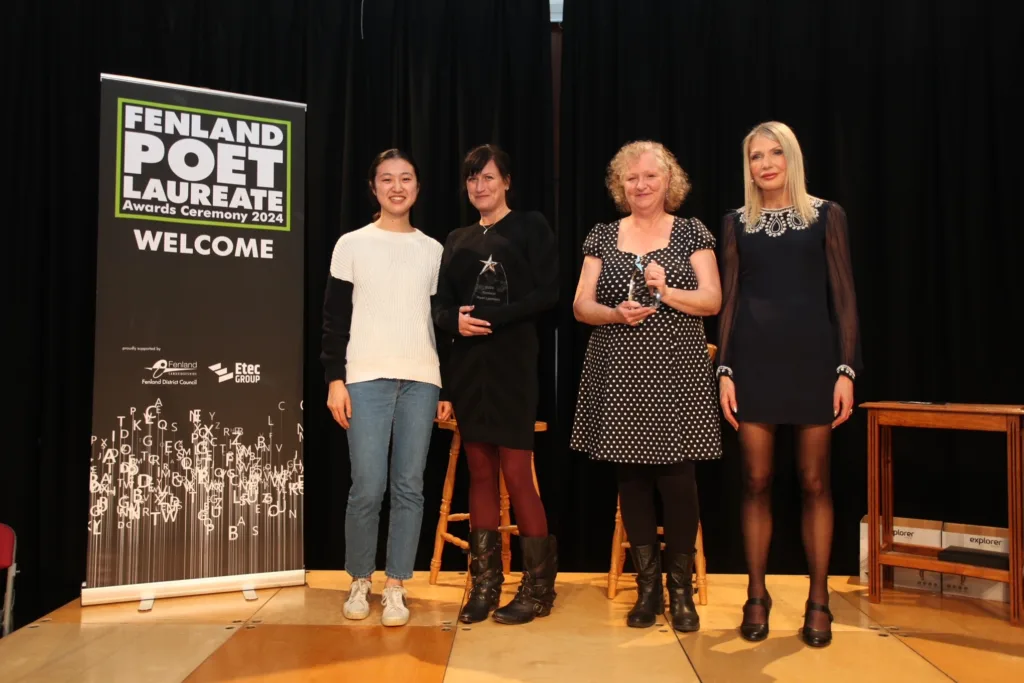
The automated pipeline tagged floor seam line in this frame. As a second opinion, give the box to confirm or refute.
[832,588,957,681]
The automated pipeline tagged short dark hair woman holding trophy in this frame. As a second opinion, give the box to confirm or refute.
[571,141,723,632]
[431,144,559,625]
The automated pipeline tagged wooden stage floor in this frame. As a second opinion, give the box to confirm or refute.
[1,571,1022,682]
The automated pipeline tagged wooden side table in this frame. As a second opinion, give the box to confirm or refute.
[861,401,1024,625]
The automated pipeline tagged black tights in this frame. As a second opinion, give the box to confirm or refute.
[617,461,699,556]
[740,423,833,627]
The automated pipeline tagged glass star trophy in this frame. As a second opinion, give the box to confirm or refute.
[471,254,509,306]
[627,254,661,308]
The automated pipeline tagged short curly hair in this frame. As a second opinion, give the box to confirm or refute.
[605,140,691,213]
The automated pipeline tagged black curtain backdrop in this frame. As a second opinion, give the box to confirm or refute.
[5,0,1023,632]
[5,0,554,630]
[557,0,1024,581]
[304,0,557,577]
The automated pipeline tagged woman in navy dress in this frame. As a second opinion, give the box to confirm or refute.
[716,122,861,647]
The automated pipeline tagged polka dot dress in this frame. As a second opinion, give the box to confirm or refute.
[570,217,723,465]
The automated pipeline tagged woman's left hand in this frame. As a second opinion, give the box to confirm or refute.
[832,375,854,428]
[437,401,454,421]
[644,261,668,298]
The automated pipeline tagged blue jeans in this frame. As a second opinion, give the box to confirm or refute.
[345,379,439,580]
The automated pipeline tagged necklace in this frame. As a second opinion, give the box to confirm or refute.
[480,207,511,233]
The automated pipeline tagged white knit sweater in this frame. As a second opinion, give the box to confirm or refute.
[329,224,444,387]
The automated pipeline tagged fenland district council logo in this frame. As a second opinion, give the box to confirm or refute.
[143,359,198,386]
[209,362,262,384]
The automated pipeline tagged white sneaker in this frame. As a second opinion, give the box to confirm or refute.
[343,578,372,620]
[381,585,410,626]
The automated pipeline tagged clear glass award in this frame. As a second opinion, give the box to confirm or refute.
[627,254,661,308]
[471,254,509,306]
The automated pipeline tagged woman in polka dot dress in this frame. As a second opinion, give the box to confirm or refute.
[571,141,723,632]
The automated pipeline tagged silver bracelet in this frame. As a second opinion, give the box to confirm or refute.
[716,366,733,379]
[837,364,856,381]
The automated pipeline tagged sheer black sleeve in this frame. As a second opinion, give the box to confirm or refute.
[320,276,353,383]
[824,202,862,378]
[431,230,462,335]
[473,212,559,328]
[715,213,740,374]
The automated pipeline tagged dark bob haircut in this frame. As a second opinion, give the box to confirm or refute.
[461,144,512,185]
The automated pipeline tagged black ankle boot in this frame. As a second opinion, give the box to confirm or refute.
[458,529,504,624]
[491,535,558,625]
[665,551,700,632]
[627,544,663,628]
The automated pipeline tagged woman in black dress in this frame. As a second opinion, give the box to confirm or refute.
[571,141,723,632]
[432,144,558,626]
[716,121,861,648]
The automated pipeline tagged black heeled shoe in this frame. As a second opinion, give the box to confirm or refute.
[739,593,772,642]
[800,600,834,647]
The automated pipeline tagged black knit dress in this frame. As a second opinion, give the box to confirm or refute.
[432,210,557,450]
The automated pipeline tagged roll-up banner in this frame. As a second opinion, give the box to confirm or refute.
[84,74,306,605]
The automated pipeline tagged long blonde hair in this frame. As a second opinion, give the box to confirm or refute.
[742,122,814,226]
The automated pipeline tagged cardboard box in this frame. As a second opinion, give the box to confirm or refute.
[859,515,942,592]
[940,523,1010,603]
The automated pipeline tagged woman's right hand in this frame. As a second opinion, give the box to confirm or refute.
[458,305,492,336]
[719,376,738,430]
[615,300,657,326]
[327,380,352,429]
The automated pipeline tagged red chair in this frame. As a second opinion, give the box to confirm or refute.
[0,523,16,637]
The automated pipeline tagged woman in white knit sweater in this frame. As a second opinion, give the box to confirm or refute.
[320,149,450,627]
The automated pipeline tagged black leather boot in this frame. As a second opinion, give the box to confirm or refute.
[627,544,663,628]
[458,529,504,624]
[491,535,558,625]
[665,551,700,632]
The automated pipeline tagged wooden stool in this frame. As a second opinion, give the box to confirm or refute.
[607,343,717,604]
[429,419,546,585]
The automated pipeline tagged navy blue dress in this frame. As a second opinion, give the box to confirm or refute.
[716,198,862,425]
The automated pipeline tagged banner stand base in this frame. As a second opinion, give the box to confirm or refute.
[81,569,306,607]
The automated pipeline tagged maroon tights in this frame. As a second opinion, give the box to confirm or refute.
[465,442,548,537]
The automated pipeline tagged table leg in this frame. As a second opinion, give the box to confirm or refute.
[1008,417,1022,626]
[881,425,894,589]
[868,411,881,602]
